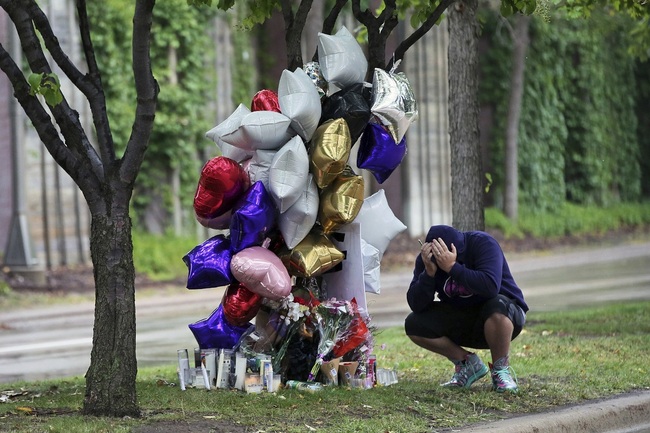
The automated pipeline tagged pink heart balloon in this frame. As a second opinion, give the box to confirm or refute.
[193,156,250,219]
[230,246,292,300]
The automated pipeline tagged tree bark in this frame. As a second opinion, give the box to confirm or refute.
[83,211,139,417]
[281,0,313,70]
[448,0,484,231]
[352,0,398,74]
[504,14,530,222]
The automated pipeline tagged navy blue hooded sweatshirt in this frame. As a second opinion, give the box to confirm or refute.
[407,225,529,313]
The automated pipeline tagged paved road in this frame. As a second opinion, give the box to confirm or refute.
[1,240,649,384]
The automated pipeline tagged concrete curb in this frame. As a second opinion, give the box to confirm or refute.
[458,390,650,433]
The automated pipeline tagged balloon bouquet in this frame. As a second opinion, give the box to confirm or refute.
[183,26,418,389]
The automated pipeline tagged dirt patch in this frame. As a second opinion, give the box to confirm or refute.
[133,419,250,433]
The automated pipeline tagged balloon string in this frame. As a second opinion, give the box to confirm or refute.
[389,58,401,74]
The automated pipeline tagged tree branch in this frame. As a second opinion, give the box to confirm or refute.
[1,0,105,182]
[322,0,347,35]
[280,0,313,70]
[387,0,456,71]
[76,0,100,78]
[119,0,158,190]
[23,0,86,86]
[16,1,113,170]
[0,41,104,212]
[75,0,115,166]
[280,0,294,30]
[352,0,397,73]
[294,0,313,43]
[313,0,348,62]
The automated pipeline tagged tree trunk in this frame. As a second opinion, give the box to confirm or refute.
[504,14,530,222]
[83,212,139,417]
[448,0,484,231]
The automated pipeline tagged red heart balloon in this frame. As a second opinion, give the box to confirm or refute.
[222,282,263,327]
[251,89,281,112]
[193,156,250,219]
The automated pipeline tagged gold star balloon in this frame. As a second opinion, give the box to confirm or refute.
[318,165,365,234]
[309,118,352,189]
[279,230,344,278]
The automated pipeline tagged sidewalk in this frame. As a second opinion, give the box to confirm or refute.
[458,390,650,433]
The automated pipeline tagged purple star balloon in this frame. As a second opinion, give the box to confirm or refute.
[182,234,234,289]
[357,122,407,184]
[229,181,277,253]
[189,304,253,349]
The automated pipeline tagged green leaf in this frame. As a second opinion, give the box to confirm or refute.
[27,73,42,95]
[187,0,212,6]
[27,72,63,106]
[216,0,235,9]
[485,172,493,193]
[500,1,514,16]
[43,88,64,106]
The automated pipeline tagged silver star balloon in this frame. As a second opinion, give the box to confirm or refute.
[370,68,419,143]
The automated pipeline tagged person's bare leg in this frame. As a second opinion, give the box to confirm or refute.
[484,312,519,392]
[408,335,469,361]
[483,313,514,363]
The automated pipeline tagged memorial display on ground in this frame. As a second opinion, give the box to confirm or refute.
[180,27,417,393]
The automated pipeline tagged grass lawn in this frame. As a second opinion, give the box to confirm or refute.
[1,301,649,433]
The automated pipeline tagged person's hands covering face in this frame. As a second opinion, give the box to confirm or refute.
[431,237,457,273]
[419,241,438,277]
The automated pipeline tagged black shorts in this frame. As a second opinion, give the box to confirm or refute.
[404,294,526,349]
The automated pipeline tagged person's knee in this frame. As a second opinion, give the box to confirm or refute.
[404,313,418,336]
[486,312,513,329]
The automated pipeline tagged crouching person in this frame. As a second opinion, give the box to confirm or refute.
[405,225,528,393]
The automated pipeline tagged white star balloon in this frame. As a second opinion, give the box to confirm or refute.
[269,135,310,213]
[318,26,368,89]
[278,67,322,141]
[205,104,253,162]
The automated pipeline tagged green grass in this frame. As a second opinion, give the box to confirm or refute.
[132,230,200,282]
[485,201,650,239]
[1,301,649,433]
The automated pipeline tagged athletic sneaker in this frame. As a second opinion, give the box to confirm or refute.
[441,353,488,388]
[490,363,518,393]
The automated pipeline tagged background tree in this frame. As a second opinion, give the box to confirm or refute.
[503,14,530,223]
[448,0,484,231]
[479,3,647,221]
[486,0,648,222]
